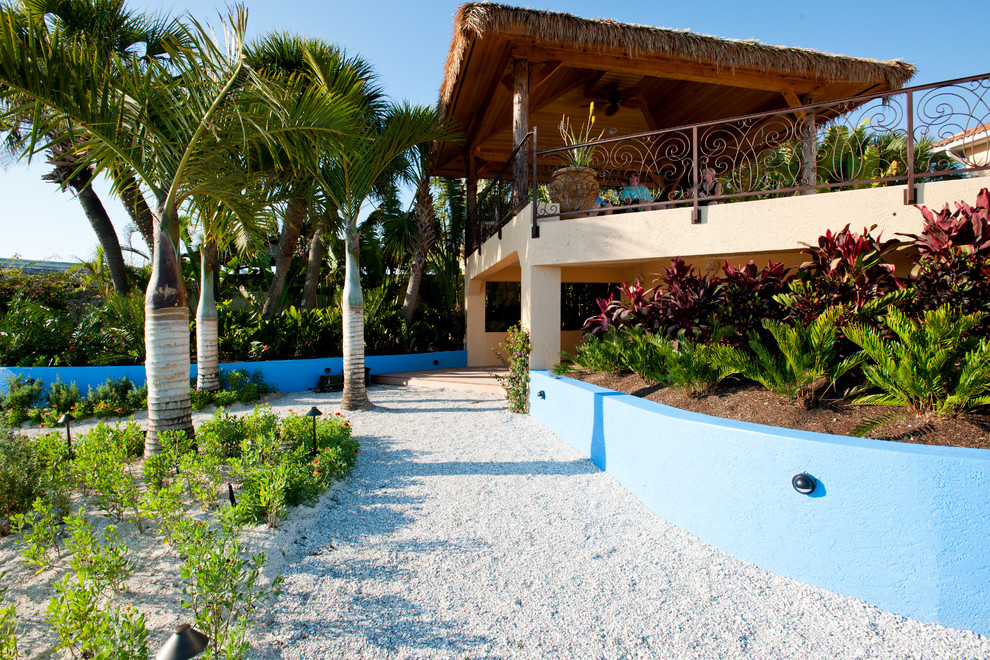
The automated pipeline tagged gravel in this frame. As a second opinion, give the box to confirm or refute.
[247,385,990,659]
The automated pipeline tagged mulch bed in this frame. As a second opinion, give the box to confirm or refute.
[571,370,990,450]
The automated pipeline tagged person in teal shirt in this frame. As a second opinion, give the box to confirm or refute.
[620,172,652,209]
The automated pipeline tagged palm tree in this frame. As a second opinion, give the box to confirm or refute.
[3,0,183,293]
[245,33,378,319]
[0,6,357,449]
[311,95,458,409]
[188,194,274,391]
[400,142,436,325]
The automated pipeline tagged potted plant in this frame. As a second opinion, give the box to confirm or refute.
[550,103,603,214]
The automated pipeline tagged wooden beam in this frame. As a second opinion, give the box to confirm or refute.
[781,89,806,122]
[511,42,835,95]
[531,61,564,91]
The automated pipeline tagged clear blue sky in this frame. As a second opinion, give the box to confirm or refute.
[2,0,987,262]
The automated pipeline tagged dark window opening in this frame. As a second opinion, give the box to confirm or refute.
[485,281,521,332]
[561,283,618,331]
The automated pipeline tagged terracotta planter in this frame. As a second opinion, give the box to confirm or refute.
[549,166,599,214]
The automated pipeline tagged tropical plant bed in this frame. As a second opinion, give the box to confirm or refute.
[571,370,990,450]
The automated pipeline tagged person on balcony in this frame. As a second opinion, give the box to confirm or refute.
[698,168,723,206]
[620,172,653,211]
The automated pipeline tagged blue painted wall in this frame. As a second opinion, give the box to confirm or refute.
[0,350,467,395]
[529,370,990,635]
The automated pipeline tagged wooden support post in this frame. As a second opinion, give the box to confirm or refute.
[512,57,530,211]
[466,151,478,254]
[799,102,817,195]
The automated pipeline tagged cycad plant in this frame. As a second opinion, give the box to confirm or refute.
[654,331,739,399]
[712,307,860,408]
[844,305,990,415]
[563,326,628,375]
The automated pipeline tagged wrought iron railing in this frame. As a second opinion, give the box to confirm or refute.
[466,73,990,255]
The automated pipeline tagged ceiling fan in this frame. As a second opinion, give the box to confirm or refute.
[591,83,645,117]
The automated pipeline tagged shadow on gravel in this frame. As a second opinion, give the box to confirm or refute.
[370,402,507,414]
[397,459,597,478]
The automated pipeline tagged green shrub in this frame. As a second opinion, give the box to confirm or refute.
[74,423,144,530]
[565,327,627,375]
[0,427,43,533]
[493,323,531,413]
[174,516,283,660]
[654,335,738,399]
[231,409,356,526]
[142,454,173,492]
[142,481,184,544]
[48,377,81,415]
[63,511,133,597]
[180,452,224,512]
[197,408,246,458]
[2,375,46,426]
[845,305,990,415]
[47,574,149,660]
[712,307,861,408]
[212,390,238,407]
[11,495,62,569]
[0,571,17,660]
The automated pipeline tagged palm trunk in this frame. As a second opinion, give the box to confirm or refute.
[196,244,220,392]
[116,170,156,254]
[341,222,371,410]
[72,180,131,295]
[401,178,435,325]
[301,223,324,311]
[262,197,306,318]
[46,143,130,295]
[143,194,193,455]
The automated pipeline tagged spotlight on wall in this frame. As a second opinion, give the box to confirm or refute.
[792,473,817,495]
[537,391,546,399]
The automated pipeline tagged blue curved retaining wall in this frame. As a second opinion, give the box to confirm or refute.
[0,350,466,395]
[528,370,990,635]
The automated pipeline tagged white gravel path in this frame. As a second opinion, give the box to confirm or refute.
[246,385,990,660]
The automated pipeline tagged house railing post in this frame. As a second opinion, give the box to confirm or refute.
[531,128,540,238]
[691,125,700,224]
[904,89,917,205]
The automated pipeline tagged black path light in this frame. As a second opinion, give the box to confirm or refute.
[57,412,73,457]
[792,473,817,495]
[156,623,209,660]
[305,407,322,458]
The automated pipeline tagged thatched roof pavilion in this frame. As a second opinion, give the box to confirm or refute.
[435,2,916,179]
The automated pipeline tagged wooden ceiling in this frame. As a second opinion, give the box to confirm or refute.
[434,3,916,179]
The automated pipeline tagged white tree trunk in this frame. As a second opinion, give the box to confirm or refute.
[144,307,193,455]
[196,247,220,392]
[341,223,371,410]
[143,201,193,456]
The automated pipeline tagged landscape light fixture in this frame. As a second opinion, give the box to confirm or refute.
[57,413,73,456]
[537,391,546,399]
[156,624,209,660]
[306,407,322,458]
[792,473,817,495]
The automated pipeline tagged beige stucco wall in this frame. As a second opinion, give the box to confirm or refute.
[465,176,990,368]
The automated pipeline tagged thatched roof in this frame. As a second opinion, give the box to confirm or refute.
[440,3,915,112]
[434,2,916,178]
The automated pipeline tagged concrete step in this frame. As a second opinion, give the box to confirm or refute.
[372,366,507,394]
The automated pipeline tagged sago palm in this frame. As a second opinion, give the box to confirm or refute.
[711,307,861,407]
[844,305,990,415]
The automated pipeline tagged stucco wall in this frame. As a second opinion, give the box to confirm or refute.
[0,351,467,395]
[464,177,990,369]
[528,370,990,635]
